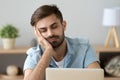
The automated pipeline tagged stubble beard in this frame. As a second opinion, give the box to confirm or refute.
[46,32,65,49]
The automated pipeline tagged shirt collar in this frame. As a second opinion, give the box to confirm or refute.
[63,37,76,67]
[65,37,75,55]
[37,37,75,67]
[36,44,44,52]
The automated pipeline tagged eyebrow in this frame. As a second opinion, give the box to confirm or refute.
[39,22,58,30]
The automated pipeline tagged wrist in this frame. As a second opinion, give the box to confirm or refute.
[45,47,55,56]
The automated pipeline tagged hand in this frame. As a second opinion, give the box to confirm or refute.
[34,27,53,50]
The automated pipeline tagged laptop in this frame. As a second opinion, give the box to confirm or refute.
[46,68,104,80]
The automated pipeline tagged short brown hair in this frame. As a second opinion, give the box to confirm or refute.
[30,4,63,26]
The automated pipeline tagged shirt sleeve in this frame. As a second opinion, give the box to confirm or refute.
[23,47,41,71]
[84,44,99,68]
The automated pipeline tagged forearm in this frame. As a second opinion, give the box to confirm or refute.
[27,49,54,80]
[87,61,100,68]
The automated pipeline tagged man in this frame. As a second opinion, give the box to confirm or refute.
[23,4,100,80]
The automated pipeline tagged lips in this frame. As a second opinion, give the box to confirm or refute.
[48,38,58,42]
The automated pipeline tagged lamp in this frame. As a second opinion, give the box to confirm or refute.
[103,7,120,48]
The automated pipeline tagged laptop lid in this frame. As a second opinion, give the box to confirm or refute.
[46,68,104,80]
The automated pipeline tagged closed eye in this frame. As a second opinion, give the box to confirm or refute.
[51,23,58,29]
[51,25,57,29]
[38,28,47,33]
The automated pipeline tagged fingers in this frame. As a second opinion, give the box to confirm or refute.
[34,27,41,37]
[34,27,37,37]
[34,27,50,48]
[34,27,54,49]
[34,27,44,42]
[34,27,45,41]
[34,27,54,51]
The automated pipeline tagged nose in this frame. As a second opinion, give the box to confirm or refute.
[47,29,54,36]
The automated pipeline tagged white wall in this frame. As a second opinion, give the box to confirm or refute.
[0,0,120,46]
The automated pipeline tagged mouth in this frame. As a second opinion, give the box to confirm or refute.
[47,35,59,42]
[48,37,58,42]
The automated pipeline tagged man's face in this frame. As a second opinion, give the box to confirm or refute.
[35,14,66,48]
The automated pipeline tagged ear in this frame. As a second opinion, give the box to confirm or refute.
[62,20,67,31]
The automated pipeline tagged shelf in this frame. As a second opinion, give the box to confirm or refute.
[0,74,23,80]
[93,45,120,53]
[105,77,120,80]
[0,46,30,54]
[93,45,120,80]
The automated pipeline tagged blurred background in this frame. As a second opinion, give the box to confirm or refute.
[0,0,120,46]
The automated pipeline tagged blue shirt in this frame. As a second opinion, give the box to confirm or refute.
[23,37,99,71]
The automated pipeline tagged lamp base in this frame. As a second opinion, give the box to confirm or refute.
[105,27,119,48]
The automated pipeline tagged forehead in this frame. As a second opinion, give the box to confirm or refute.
[36,14,60,28]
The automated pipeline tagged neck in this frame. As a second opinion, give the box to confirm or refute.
[53,39,67,62]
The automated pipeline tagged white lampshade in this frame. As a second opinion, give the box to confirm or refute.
[102,7,120,48]
[103,7,120,27]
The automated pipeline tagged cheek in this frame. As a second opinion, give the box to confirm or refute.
[59,27,64,34]
[55,27,64,36]
[55,29,62,36]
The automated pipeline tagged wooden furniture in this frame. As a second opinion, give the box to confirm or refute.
[0,46,30,54]
[0,46,120,80]
[0,74,23,80]
[93,45,120,80]
[0,46,30,80]
[104,27,119,48]
[94,45,120,53]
